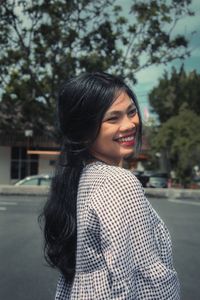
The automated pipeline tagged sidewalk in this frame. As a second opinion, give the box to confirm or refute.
[0,185,49,196]
[145,187,200,200]
[0,185,200,200]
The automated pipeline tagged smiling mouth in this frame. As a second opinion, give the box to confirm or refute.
[116,136,134,142]
[114,134,135,145]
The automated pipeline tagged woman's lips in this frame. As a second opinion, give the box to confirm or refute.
[115,135,135,146]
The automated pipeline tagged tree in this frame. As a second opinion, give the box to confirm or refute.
[151,108,200,186]
[0,0,194,137]
[149,66,200,123]
[148,68,200,184]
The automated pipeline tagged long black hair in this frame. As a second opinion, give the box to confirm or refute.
[40,72,142,281]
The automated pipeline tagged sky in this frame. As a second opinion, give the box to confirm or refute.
[117,0,200,121]
[1,0,199,122]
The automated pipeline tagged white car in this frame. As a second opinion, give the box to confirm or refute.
[15,174,52,186]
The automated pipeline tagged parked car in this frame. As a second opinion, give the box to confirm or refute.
[15,174,52,186]
[132,170,168,188]
[147,173,168,188]
[132,171,149,187]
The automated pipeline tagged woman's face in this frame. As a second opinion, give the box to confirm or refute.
[90,91,140,166]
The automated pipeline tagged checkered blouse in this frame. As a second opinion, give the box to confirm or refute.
[55,161,180,299]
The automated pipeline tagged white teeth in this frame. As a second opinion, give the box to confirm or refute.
[117,136,134,142]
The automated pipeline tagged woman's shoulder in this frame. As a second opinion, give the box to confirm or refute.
[85,161,142,191]
[86,162,149,223]
[103,163,140,185]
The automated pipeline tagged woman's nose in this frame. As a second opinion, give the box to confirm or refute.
[120,115,138,131]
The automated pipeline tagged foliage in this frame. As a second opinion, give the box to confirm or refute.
[149,66,200,122]
[0,0,194,136]
[151,108,200,185]
[148,66,200,184]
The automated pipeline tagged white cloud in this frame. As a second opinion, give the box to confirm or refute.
[117,0,200,117]
[136,64,165,86]
[134,0,200,112]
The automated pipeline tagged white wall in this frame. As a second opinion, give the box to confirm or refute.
[0,149,56,184]
[38,156,55,176]
[0,146,11,184]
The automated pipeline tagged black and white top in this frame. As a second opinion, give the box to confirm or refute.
[55,161,180,299]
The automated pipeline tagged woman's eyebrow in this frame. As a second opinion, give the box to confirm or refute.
[105,103,136,117]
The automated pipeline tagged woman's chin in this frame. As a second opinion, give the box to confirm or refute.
[122,148,134,158]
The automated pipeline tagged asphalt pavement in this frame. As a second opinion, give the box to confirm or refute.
[0,195,58,300]
[149,197,200,300]
[0,194,199,300]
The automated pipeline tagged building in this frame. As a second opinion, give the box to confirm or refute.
[0,133,150,185]
[0,134,59,184]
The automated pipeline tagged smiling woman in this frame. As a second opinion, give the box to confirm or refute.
[90,92,140,165]
[40,72,180,299]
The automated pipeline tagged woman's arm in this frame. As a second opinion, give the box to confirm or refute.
[55,274,72,300]
[94,169,180,299]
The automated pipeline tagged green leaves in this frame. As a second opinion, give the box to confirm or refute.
[149,67,200,184]
[154,109,200,183]
[0,0,195,138]
[149,66,200,122]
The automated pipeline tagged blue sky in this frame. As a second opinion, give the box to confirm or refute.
[2,0,199,121]
[117,0,200,120]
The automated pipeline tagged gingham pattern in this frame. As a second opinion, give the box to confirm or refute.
[55,161,180,299]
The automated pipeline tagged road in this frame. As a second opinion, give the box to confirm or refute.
[0,195,58,300]
[150,197,200,300]
[0,194,199,300]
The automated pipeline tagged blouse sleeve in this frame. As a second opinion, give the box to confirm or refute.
[55,274,71,300]
[93,169,180,299]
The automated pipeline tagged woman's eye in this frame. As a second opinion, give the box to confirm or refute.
[128,109,137,116]
[106,116,118,122]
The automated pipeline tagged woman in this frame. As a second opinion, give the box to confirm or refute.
[41,72,180,299]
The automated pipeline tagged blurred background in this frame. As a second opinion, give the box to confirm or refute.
[0,0,199,299]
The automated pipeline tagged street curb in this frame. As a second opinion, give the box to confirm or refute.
[145,188,200,200]
[0,185,49,196]
[0,185,200,200]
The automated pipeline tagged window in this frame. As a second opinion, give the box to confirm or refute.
[40,177,51,186]
[11,147,38,180]
[20,178,39,185]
